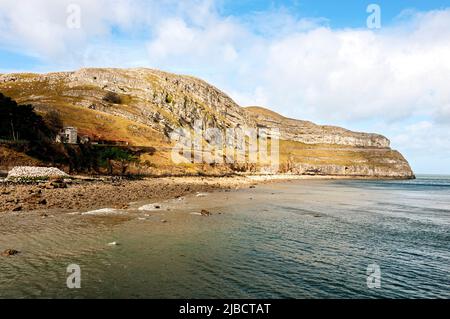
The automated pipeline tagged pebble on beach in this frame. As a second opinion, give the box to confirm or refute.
[200,209,212,216]
[2,249,20,257]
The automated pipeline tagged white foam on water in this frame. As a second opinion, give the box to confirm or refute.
[82,208,122,216]
[196,193,208,197]
[138,204,162,211]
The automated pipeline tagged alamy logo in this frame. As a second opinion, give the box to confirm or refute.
[66,264,81,289]
[170,121,280,172]
[66,4,82,29]
[367,263,381,289]
[367,4,382,29]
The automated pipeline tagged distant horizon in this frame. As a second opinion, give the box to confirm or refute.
[415,173,450,177]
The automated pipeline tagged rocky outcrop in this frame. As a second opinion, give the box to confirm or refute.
[6,166,69,181]
[289,161,413,178]
[245,107,414,179]
[0,68,254,136]
[0,68,414,179]
[246,106,390,148]
[1,249,20,257]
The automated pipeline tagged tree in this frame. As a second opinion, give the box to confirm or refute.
[0,93,51,142]
[0,93,18,140]
[98,147,138,175]
[44,110,64,137]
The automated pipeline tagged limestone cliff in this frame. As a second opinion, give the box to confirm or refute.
[246,107,389,148]
[245,107,414,178]
[0,68,414,179]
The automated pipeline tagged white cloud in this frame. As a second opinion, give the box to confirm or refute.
[0,0,162,59]
[389,121,450,174]
[257,11,450,124]
[141,6,450,126]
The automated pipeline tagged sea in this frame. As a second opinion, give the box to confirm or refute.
[0,175,449,298]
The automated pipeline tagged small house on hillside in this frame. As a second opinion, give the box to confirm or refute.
[56,127,78,144]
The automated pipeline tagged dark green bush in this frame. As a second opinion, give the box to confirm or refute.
[102,91,122,104]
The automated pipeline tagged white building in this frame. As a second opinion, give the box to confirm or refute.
[56,127,78,144]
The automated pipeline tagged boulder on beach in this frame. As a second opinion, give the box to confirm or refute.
[46,180,68,189]
[2,249,20,257]
[6,166,69,181]
[201,209,211,216]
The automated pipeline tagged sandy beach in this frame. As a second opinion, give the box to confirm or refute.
[0,173,407,214]
[0,176,249,214]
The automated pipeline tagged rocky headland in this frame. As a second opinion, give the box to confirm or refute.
[0,68,414,179]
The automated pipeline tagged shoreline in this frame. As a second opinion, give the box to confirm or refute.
[0,174,413,214]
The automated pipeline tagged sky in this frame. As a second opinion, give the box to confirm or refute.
[0,0,450,174]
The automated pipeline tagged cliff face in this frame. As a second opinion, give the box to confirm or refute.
[246,107,414,178]
[0,68,414,179]
[246,107,390,148]
[0,68,254,135]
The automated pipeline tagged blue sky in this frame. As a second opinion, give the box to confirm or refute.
[1,0,450,174]
[222,0,449,27]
